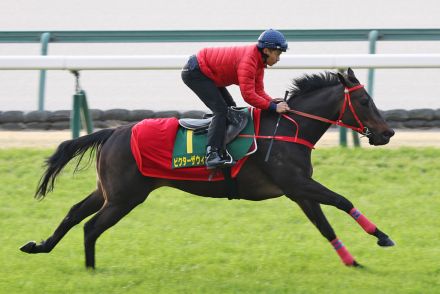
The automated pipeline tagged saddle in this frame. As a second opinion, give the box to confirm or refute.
[130,107,262,182]
[178,107,249,145]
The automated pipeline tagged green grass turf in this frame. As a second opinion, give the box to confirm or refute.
[0,147,439,294]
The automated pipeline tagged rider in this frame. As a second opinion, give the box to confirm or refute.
[181,29,291,169]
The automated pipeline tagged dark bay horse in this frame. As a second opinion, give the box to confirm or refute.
[21,68,395,268]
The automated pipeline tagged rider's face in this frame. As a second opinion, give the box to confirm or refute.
[264,49,283,66]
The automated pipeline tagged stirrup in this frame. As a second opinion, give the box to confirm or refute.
[205,148,236,170]
[222,149,235,165]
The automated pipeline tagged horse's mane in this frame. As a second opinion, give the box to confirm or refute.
[289,72,340,99]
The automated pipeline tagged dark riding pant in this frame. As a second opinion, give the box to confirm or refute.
[181,55,236,149]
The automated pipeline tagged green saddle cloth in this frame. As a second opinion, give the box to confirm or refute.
[172,109,254,168]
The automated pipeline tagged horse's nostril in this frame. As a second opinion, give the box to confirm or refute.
[383,129,395,138]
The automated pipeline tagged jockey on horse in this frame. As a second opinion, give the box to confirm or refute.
[181,29,291,169]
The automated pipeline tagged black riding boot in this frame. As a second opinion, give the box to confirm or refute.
[205,146,235,169]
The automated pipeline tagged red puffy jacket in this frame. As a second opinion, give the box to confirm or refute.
[196,44,272,110]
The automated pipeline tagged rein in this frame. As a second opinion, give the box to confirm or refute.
[287,84,368,134]
[239,84,367,150]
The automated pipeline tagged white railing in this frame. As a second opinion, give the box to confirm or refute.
[1,54,440,70]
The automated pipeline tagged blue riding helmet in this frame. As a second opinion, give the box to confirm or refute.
[257,29,288,52]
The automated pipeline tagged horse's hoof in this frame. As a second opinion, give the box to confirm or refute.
[352,260,364,268]
[20,241,37,254]
[377,237,395,247]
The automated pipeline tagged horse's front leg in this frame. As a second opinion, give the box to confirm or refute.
[293,198,361,266]
[282,176,395,247]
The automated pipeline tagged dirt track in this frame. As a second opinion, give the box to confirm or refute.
[0,129,439,149]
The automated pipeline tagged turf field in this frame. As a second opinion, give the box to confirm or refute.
[0,147,439,294]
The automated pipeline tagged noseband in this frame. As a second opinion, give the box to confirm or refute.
[287,84,370,136]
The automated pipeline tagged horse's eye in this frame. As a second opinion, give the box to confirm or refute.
[360,98,370,106]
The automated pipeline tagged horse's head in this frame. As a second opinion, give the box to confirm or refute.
[336,68,394,146]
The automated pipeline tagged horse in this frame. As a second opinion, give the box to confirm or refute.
[20,68,395,269]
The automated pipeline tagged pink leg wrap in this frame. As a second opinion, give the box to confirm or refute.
[350,208,377,234]
[330,238,355,266]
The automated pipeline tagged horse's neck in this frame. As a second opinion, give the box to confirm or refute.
[290,84,344,144]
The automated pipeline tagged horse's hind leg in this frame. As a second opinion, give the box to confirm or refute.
[83,193,148,269]
[294,198,360,267]
[20,189,104,254]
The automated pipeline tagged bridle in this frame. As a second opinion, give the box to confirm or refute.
[240,84,371,150]
[286,84,371,136]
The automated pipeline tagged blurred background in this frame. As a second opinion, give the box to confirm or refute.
[1,0,440,112]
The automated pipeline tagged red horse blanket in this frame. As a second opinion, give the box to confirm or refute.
[130,108,261,181]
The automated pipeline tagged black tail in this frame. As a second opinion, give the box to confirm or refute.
[35,128,115,199]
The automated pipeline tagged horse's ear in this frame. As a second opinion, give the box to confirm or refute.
[347,67,360,83]
[337,72,348,86]
[347,67,355,77]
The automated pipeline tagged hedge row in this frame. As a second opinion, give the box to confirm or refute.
[0,109,205,130]
[0,108,440,130]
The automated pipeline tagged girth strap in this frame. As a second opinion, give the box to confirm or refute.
[222,167,238,200]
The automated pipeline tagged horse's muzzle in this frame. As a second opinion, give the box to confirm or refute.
[368,129,395,146]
